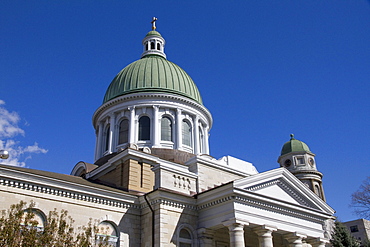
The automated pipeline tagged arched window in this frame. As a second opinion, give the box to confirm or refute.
[104,124,110,152]
[157,43,161,50]
[139,116,150,141]
[199,127,204,153]
[146,42,149,51]
[182,120,192,147]
[151,41,155,49]
[161,117,172,141]
[118,119,129,144]
[96,221,119,246]
[21,209,46,232]
[178,228,192,247]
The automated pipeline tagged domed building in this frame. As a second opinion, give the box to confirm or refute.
[0,19,335,247]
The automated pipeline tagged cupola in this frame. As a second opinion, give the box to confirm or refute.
[278,134,326,201]
[141,17,166,59]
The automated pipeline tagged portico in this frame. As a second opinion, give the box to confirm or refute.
[196,168,334,247]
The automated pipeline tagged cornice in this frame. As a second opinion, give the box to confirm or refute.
[233,195,324,224]
[142,198,197,210]
[0,169,139,210]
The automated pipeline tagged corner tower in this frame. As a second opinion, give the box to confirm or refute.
[277,134,326,201]
[92,18,212,163]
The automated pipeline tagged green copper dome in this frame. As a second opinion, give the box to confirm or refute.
[103,28,203,105]
[145,30,162,37]
[281,134,311,155]
[103,55,202,104]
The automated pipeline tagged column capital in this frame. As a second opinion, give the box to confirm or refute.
[284,232,306,246]
[253,225,277,236]
[253,225,277,247]
[197,227,214,239]
[222,218,249,228]
[153,105,159,110]
[306,237,329,247]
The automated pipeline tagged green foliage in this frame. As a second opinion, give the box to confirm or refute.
[0,201,110,247]
[330,221,360,247]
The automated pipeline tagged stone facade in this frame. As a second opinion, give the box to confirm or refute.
[0,23,336,247]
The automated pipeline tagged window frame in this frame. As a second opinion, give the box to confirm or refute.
[118,118,129,145]
[138,116,151,141]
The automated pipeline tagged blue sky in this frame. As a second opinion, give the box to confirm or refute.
[1,1,369,222]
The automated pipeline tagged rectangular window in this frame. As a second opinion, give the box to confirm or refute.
[350,225,359,232]
[297,158,305,165]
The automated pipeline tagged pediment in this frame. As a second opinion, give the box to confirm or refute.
[234,168,334,214]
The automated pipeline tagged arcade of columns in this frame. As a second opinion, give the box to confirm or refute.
[198,219,329,247]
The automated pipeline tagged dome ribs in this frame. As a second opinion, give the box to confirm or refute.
[157,57,166,89]
[103,56,203,105]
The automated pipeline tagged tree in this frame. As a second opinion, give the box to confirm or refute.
[330,221,360,247]
[0,201,110,247]
[351,176,370,219]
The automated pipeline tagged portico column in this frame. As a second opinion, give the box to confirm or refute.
[193,115,200,154]
[108,113,115,153]
[152,105,160,147]
[128,107,135,144]
[198,228,214,247]
[253,225,277,247]
[284,232,306,247]
[223,218,249,247]
[176,109,182,149]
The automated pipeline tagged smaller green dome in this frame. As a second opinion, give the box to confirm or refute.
[146,30,162,37]
[281,134,311,155]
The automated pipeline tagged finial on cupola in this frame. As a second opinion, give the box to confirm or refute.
[151,17,158,30]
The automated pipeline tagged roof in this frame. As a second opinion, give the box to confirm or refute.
[281,134,312,156]
[103,55,203,104]
[145,30,162,37]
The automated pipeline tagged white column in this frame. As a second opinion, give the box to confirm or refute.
[198,228,214,247]
[193,115,200,154]
[129,107,135,144]
[284,232,306,247]
[223,219,248,247]
[152,105,160,147]
[228,223,245,247]
[204,126,210,154]
[253,225,277,247]
[95,121,104,161]
[176,109,182,149]
[108,113,115,154]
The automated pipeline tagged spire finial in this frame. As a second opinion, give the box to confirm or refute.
[290,133,295,140]
[151,17,158,30]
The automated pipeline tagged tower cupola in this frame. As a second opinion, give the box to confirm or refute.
[278,134,326,201]
[141,17,166,59]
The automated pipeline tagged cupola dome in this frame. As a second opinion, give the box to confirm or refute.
[103,18,203,105]
[281,134,311,155]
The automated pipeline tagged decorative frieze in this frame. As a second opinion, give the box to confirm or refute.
[0,178,138,209]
